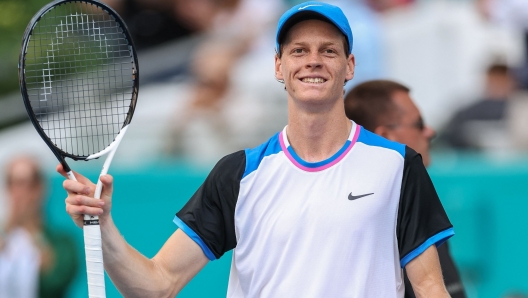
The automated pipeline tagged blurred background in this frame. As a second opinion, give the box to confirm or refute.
[0,0,527,297]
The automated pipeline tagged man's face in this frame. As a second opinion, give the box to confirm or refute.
[7,160,44,217]
[485,72,515,100]
[384,91,436,166]
[275,19,355,107]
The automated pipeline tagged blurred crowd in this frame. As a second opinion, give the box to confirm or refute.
[91,0,528,161]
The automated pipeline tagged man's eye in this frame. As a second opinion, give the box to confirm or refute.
[293,48,303,53]
[325,49,336,54]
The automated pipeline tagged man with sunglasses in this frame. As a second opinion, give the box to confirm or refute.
[345,80,466,298]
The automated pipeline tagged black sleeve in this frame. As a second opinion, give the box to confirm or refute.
[397,146,454,268]
[175,150,246,260]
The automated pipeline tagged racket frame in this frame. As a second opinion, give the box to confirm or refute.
[18,0,139,171]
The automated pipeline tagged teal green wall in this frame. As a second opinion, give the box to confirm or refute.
[428,154,528,297]
[44,155,528,297]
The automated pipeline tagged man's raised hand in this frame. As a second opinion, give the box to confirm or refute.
[57,164,113,228]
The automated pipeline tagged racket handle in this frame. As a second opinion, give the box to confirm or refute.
[66,171,105,297]
[84,224,106,298]
[85,177,106,298]
[84,143,111,298]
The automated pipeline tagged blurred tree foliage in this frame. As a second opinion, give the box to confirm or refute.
[0,0,50,96]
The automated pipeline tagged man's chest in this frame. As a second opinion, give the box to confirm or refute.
[234,156,404,244]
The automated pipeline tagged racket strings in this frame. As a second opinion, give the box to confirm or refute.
[23,1,136,158]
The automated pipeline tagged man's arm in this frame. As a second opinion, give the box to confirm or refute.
[405,245,450,298]
[59,165,208,297]
[103,224,208,297]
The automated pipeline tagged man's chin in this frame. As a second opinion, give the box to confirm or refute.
[423,155,431,167]
[292,90,343,103]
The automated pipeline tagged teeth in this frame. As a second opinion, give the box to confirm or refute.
[301,77,326,83]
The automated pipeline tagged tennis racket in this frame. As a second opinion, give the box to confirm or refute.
[18,1,138,297]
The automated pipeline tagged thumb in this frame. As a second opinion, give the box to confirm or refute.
[99,174,114,202]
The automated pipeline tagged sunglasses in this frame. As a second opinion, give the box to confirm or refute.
[386,117,425,131]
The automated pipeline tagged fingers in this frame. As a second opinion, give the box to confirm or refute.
[65,192,105,214]
[63,179,92,195]
[56,164,94,186]
[64,175,113,219]
[66,192,105,217]
[100,175,114,202]
[59,166,115,228]
[56,164,67,177]
[66,200,104,216]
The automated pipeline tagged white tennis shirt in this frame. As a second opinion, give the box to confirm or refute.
[175,121,454,297]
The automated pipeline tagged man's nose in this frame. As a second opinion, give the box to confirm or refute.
[306,51,323,68]
[424,125,436,140]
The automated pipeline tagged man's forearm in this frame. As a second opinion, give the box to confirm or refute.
[100,217,176,297]
[407,245,451,298]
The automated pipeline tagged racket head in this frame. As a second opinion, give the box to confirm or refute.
[18,0,139,169]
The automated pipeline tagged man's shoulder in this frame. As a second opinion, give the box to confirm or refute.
[242,132,283,178]
[210,132,283,180]
[454,99,506,120]
[213,150,246,172]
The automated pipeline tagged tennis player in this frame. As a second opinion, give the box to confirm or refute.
[60,2,454,297]
[345,80,466,297]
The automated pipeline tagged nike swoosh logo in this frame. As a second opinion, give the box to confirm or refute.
[299,4,322,10]
[348,192,374,200]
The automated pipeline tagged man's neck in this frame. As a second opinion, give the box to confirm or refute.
[286,98,352,163]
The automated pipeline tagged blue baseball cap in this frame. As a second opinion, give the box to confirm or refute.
[276,1,353,55]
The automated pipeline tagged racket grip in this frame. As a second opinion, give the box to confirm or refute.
[84,224,106,298]
[84,176,105,297]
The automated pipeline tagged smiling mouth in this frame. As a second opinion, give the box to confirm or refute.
[301,77,327,84]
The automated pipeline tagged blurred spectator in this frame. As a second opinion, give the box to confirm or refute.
[101,0,195,50]
[165,0,283,158]
[443,63,520,150]
[344,80,466,298]
[366,0,415,13]
[173,0,240,32]
[508,90,528,150]
[324,0,386,91]
[477,0,528,55]
[379,0,523,130]
[0,157,78,298]
[477,0,528,89]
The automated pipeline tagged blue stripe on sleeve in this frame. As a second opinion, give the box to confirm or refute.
[400,227,455,268]
[173,216,217,261]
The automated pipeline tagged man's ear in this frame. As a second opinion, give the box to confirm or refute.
[374,125,395,141]
[275,55,284,81]
[345,54,355,81]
